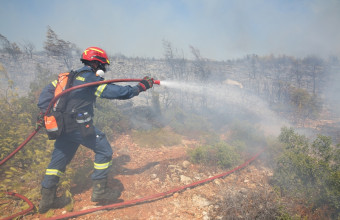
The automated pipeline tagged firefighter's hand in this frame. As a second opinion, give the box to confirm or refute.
[137,76,154,91]
[35,112,45,130]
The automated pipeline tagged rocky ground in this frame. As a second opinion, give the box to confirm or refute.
[29,134,276,220]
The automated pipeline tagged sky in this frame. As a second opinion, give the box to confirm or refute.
[0,0,339,60]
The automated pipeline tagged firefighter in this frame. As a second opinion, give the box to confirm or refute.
[36,47,153,213]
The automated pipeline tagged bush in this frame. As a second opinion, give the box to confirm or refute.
[270,127,340,218]
[189,142,241,168]
[211,186,296,219]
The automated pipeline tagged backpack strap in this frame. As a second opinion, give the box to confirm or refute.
[53,70,81,112]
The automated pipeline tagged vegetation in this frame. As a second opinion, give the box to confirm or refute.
[212,186,294,219]
[0,34,22,60]
[269,127,340,219]
[187,121,266,168]
[289,87,322,124]
[44,26,80,69]
[189,141,241,168]
[0,80,55,215]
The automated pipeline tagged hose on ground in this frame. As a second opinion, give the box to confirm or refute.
[44,149,264,220]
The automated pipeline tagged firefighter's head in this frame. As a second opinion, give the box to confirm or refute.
[81,47,110,72]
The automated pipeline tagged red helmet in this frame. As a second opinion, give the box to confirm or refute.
[80,47,110,65]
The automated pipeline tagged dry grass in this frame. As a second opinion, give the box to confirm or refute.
[131,127,182,148]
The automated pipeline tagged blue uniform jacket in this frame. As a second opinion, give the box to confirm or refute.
[37,66,140,116]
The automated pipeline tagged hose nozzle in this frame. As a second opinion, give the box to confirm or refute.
[153,80,160,85]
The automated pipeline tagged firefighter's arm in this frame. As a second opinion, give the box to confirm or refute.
[95,83,140,100]
[37,81,56,112]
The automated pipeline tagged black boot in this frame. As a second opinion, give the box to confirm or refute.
[91,178,121,203]
[39,187,71,213]
[39,187,57,213]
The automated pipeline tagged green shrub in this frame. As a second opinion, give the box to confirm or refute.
[278,127,309,151]
[312,135,332,162]
[189,142,241,168]
[271,127,340,218]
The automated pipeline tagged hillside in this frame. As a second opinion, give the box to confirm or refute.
[1,51,339,219]
[1,50,340,140]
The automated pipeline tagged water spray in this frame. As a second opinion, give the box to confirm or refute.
[156,80,290,136]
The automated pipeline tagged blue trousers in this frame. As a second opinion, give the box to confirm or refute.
[41,127,113,189]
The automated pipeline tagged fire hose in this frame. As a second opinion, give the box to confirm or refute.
[1,192,35,220]
[0,78,264,219]
[44,150,264,220]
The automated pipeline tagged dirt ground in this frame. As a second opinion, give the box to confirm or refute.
[27,134,278,220]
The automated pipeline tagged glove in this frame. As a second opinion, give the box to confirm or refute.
[35,112,45,130]
[137,76,154,91]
